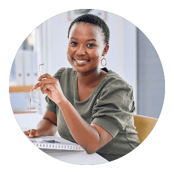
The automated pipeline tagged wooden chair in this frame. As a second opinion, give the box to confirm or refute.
[133,115,158,143]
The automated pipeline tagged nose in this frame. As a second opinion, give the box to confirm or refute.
[76,45,86,56]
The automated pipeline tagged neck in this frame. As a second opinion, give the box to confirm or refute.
[77,67,102,87]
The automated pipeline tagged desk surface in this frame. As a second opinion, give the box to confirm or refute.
[14,113,108,165]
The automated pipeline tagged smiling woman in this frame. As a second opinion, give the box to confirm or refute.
[67,22,109,76]
[24,14,140,162]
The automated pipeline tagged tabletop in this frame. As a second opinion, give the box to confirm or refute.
[14,113,108,165]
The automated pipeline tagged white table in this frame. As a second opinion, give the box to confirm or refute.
[14,113,108,165]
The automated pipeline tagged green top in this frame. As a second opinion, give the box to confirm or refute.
[45,67,140,161]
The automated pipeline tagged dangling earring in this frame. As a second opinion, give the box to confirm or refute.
[101,57,107,67]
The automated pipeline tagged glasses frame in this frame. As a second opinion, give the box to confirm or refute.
[26,63,44,112]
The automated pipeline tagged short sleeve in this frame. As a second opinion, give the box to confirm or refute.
[45,67,66,113]
[91,80,135,138]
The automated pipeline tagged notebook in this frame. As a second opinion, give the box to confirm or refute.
[29,136,84,151]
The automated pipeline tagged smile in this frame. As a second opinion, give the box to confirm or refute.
[73,58,89,65]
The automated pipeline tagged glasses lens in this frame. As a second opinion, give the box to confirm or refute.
[26,101,40,112]
[27,90,41,112]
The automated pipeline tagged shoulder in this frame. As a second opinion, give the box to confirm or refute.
[103,70,132,91]
[94,69,135,113]
[53,67,76,80]
[97,69,134,102]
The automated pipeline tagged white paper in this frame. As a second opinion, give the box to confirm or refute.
[29,136,84,151]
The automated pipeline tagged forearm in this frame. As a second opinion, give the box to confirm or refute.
[58,99,101,154]
[34,73,111,152]
[36,118,57,136]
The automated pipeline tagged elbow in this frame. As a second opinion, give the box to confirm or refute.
[86,149,95,154]
[84,144,98,154]
[81,136,103,154]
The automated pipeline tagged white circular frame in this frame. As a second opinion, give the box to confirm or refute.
[1,0,174,174]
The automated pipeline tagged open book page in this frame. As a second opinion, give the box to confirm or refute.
[29,136,84,151]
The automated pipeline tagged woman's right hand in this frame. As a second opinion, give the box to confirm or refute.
[24,129,40,138]
[23,110,57,138]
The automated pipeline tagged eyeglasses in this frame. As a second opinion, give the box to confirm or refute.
[26,63,44,112]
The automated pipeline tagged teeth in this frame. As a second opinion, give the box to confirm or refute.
[74,58,88,64]
[76,60,87,63]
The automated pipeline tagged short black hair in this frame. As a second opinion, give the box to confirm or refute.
[68,14,110,45]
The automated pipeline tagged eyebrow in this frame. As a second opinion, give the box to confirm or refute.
[70,37,78,40]
[70,37,96,42]
[87,39,96,42]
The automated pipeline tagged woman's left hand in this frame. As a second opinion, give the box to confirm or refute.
[33,73,65,105]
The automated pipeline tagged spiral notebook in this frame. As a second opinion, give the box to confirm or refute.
[29,136,84,151]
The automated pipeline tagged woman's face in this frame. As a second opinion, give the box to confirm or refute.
[67,22,109,74]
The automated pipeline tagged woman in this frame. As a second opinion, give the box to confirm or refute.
[24,14,140,161]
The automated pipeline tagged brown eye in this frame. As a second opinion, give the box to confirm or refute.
[70,41,78,46]
[86,43,95,48]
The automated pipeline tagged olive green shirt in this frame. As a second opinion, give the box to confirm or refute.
[45,67,140,161]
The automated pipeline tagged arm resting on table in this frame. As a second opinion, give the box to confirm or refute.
[24,109,57,138]
[58,99,113,154]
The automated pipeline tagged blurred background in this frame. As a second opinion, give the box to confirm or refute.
[9,9,165,119]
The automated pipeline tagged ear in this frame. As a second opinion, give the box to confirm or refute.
[102,45,109,56]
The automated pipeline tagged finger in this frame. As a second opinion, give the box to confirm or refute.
[24,130,30,136]
[33,79,48,90]
[40,83,50,94]
[42,83,53,94]
[41,78,56,83]
[28,129,36,138]
[32,82,41,90]
[41,79,58,94]
[40,82,47,94]
[34,78,58,92]
[38,73,53,81]
[40,79,55,92]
